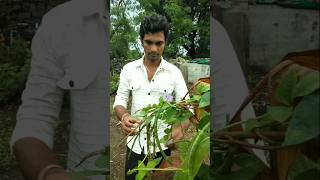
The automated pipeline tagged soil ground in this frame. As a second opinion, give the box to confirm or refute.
[110,96,126,180]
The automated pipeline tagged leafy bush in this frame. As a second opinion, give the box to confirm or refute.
[110,73,119,95]
[0,40,31,105]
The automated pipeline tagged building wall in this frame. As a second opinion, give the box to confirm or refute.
[249,5,319,71]
[218,4,319,72]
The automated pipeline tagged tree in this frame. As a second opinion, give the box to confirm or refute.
[110,0,141,60]
[137,0,210,59]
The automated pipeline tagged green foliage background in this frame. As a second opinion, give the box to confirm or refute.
[110,0,210,61]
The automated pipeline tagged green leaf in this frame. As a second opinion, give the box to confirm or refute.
[191,137,210,176]
[195,82,210,94]
[283,90,320,146]
[175,123,210,179]
[288,154,320,180]
[164,128,171,134]
[198,114,210,130]
[160,134,170,143]
[192,94,202,101]
[146,157,162,168]
[199,91,210,108]
[292,71,320,98]
[276,71,298,105]
[268,106,293,123]
[175,111,193,124]
[135,161,146,180]
[178,141,190,163]
[133,157,163,180]
[244,114,274,132]
[163,107,179,124]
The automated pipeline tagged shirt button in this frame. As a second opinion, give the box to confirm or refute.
[148,93,150,95]
[144,138,146,140]
[152,79,154,82]
[131,87,133,89]
[164,89,167,92]
[69,80,74,87]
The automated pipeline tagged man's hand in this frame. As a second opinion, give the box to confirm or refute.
[166,119,193,148]
[171,125,184,141]
[121,114,141,135]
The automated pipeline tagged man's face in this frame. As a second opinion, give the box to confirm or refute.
[142,32,165,62]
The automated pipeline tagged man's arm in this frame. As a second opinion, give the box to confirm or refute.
[113,65,141,135]
[114,105,141,135]
[10,14,70,180]
[13,138,69,180]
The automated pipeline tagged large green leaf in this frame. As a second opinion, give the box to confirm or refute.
[275,71,298,105]
[195,82,210,95]
[288,154,320,180]
[174,123,210,180]
[163,107,179,124]
[268,106,293,123]
[198,113,210,130]
[292,71,320,98]
[191,137,210,175]
[136,157,162,180]
[199,91,210,108]
[283,90,320,146]
[135,160,146,180]
[127,157,162,180]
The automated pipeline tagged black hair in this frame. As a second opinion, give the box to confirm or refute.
[139,14,169,41]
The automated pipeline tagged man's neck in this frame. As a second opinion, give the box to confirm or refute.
[143,57,161,68]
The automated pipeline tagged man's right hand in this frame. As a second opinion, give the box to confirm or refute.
[121,114,141,135]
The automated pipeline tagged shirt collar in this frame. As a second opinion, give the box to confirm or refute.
[135,55,171,71]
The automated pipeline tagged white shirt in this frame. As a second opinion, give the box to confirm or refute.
[113,57,189,154]
[10,0,108,178]
[211,18,255,131]
[211,17,267,164]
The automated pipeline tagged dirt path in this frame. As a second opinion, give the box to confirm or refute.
[110,96,126,180]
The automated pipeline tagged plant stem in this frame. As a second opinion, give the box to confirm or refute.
[212,137,283,150]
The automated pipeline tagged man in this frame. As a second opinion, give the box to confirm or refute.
[113,14,190,179]
[211,17,267,164]
[10,0,108,180]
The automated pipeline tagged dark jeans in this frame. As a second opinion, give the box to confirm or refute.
[125,147,171,180]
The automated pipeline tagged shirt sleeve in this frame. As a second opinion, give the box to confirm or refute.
[211,18,255,131]
[10,14,65,150]
[113,65,130,109]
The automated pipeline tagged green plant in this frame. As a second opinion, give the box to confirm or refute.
[124,81,210,180]
[110,73,120,95]
[0,40,31,104]
[71,148,110,180]
[211,70,320,179]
